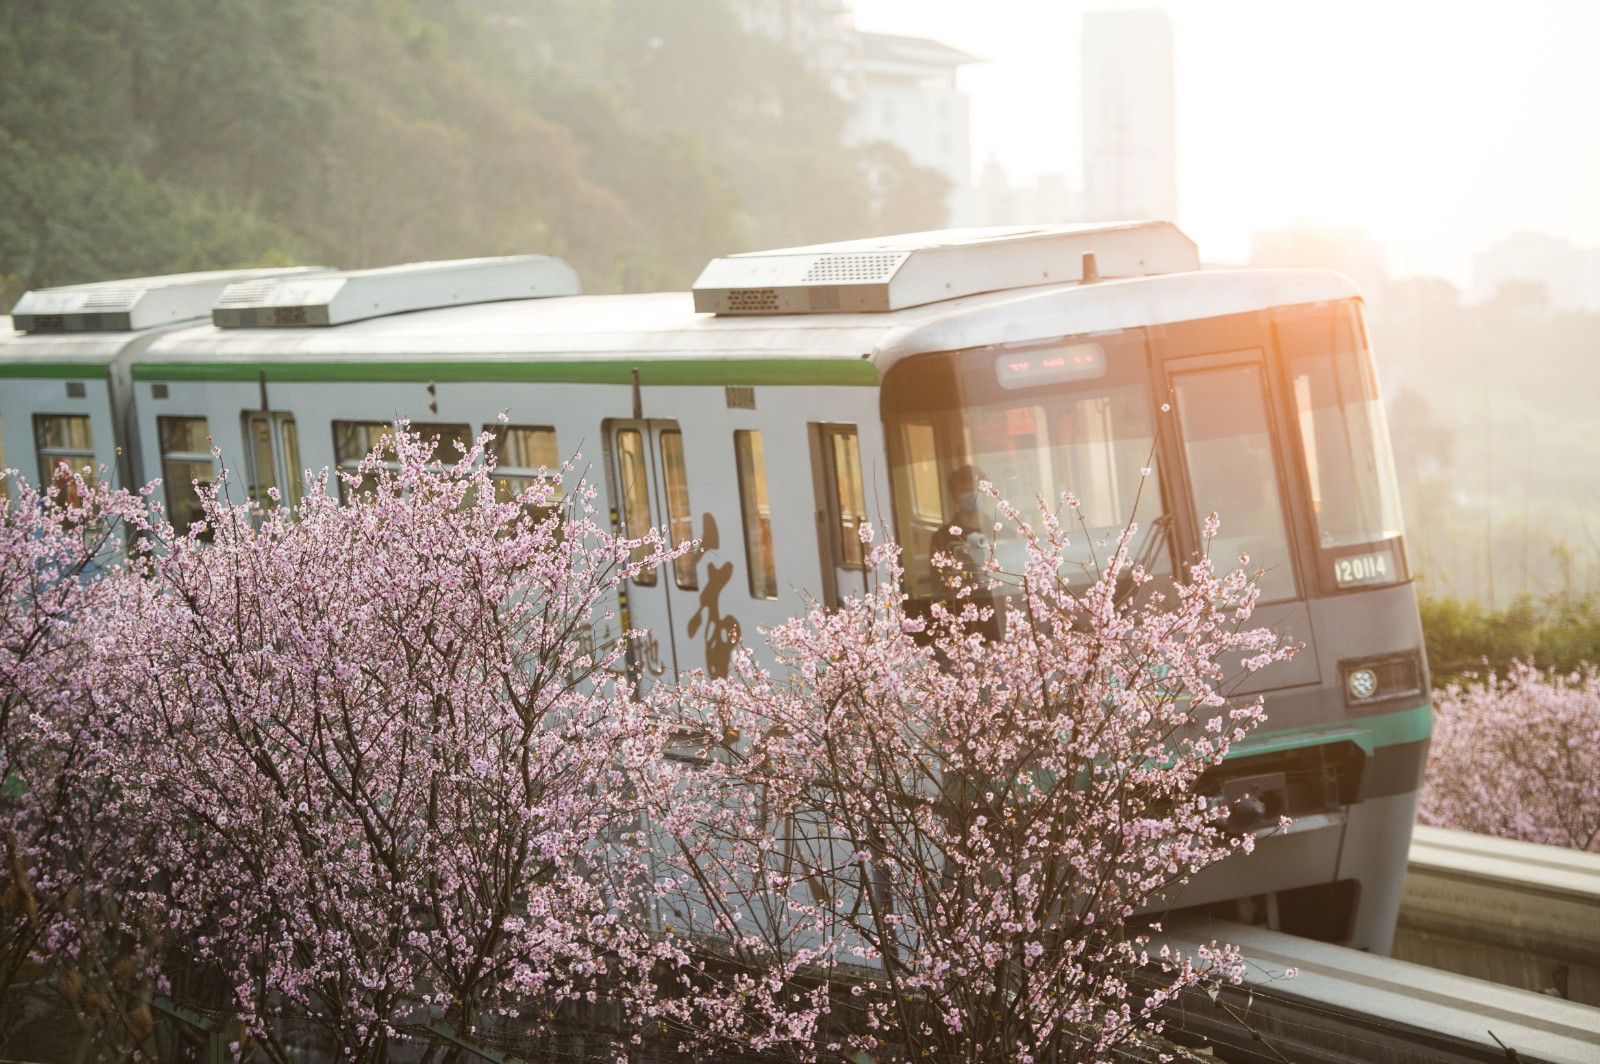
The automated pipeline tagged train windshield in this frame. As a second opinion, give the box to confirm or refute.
[1276,302,1407,591]
[882,329,1169,606]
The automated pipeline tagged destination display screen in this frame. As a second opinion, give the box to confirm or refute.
[995,343,1106,389]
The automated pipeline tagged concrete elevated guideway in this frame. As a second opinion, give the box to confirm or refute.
[1395,825,1600,1006]
[1158,827,1600,1062]
[1160,917,1598,1064]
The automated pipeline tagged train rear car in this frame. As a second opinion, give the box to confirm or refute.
[0,268,328,506]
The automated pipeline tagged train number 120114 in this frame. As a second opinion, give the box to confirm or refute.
[1332,550,1392,589]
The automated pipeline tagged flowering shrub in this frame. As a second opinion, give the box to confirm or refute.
[0,466,160,1054]
[649,506,1294,1062]
[1,441,1292,1062]
[1419,661,1600,851]
[4,433,688,1062]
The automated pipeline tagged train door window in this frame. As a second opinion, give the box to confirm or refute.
[660,429,698,590]
[0,416,7,499]
[1169,362,1297,602]
[158,416,213,536]
[244,412,303,512]
[615,428,657,586]
[734,430,777,599]
[485,424,560,505]
[826,427,868,569]
[809,423,870,611]
[282,421,302,507]
[34,414,95,503]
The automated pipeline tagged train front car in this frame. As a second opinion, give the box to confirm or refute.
[701,225,1430,954]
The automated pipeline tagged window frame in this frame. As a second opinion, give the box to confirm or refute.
[157,415,214,536]
[33,413,96,500]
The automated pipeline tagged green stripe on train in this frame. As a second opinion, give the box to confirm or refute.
[0,363,108,379]
[1225,702,1432,760]
[130,359,880,386]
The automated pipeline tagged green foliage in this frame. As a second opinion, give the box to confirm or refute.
[1421,590,1600,684]
[0,0,952,299]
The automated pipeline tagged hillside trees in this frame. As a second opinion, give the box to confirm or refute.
[0,0,950,306]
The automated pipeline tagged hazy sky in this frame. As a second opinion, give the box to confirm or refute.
[851,0,1600,285]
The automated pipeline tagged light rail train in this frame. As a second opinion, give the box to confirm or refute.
[0,223,1432,953]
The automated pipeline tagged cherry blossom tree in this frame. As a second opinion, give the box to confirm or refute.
[4,438,1292,1063]
[3,430,692,1062]
[647,502,1294,1062]
[1419,661,1600,852]
[80,428,697,1062]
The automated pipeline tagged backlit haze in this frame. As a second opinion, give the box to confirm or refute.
[852,0,1600,287]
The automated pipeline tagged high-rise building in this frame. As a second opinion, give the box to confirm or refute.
[1081,9,1176,223]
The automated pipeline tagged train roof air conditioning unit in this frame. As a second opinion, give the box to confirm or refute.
[692,222,1200,315]
[9,267,334,333]
[212,255,580,328]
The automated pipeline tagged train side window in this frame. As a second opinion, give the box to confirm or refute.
[734,430,778,599]
[158,416,213,536]
[0,415,7,499]
[824,426,869,570]
[332,420,469,502]
[34,413,95,504]
[1170,363,1297,602]
[409,422,474,463]
[659,429,698,590]
[333,420,394,502]
[244,412,303,513]
[616,428,657,587]
[485,424,560,506]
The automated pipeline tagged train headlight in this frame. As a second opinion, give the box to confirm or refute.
[1339,652,1424,707]
[1346,668,1379,701]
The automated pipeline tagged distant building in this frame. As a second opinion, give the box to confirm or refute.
[976,157,1080,227]
[1081,9,1176,223]
[848,32,979,226]
[725,1,979,227]
[1470,232,1600,313]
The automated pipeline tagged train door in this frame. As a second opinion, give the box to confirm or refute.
[606,419,702,683]
[808,422,871,609]
[243,412,305,513]
[1157,342,1321,690]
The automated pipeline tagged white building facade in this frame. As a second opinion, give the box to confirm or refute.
[850,32,979,226]
[726,1,979,227]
